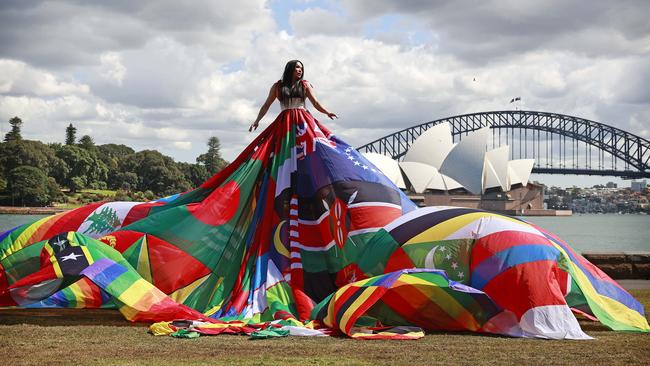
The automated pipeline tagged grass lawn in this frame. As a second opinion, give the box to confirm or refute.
[0,291,648,366]
[79,189,117,197]
[51,202,84,209]
[51,189,118,209]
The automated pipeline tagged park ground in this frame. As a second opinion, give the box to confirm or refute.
[0,289,648,366]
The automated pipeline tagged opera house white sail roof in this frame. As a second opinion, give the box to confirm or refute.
[362,122,536,195]
[362,152,406,189]
[484,145,510,193]
[403,122,454,169]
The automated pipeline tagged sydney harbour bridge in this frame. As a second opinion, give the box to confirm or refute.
[357,110,650,179]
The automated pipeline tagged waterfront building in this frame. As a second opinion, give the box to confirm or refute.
[631,180,647,193]
[363,122,549,215]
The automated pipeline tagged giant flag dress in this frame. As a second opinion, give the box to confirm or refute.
[0,86,648,339]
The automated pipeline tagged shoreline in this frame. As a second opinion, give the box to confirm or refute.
[1,206,647,216]
[0,206,70,215]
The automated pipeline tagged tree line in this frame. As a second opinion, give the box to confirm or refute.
[0,117,228,206]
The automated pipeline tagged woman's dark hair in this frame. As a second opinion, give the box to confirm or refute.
[279,60,304,101]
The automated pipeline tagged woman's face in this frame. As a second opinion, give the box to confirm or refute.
[292,62,303,80]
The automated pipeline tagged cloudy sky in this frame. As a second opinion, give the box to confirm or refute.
[1,0,649,187]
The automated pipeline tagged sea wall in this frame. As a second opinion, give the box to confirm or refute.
[0,206,68,215]
[582,251,650,279]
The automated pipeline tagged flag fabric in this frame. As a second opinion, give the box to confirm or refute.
[1,231,208,323]
[1,105,647,340]
[353,207,648,338]
[311,268,520,339]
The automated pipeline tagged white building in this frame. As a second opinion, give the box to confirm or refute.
[631,180,647,193]
[363,122,535,195]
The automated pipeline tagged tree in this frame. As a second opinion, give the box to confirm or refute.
[177,162,210,187]
[47,177,64,202]
[65,123,77,145]
[55,145,108,192]
[0,140,68,182]
[114,171,139,191]
[4,116,23,142]
[97,144,135,189]
[196,136,227,174]
[78,135,95,151]
[97,144,135,160]
[119,150,191,195]
[7,166,51,206]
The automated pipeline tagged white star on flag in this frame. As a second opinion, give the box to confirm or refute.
[458,271,464,279]
[362,165,368,170]
[451,262,458,269]
[60,252,83,262]
[354,161,361,166]
[446,253,452,260]
[440,247,446,252]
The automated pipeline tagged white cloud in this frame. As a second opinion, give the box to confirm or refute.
[0,59,89,96]
[290,8,360,36]
[154,127,189,141]
[99,52,126,86]
[341,0,650,61]
[0,0,647,190]
[173,141,193,150]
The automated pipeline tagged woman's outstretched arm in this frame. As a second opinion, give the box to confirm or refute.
[249,83,278,132]
[304,82,338,120]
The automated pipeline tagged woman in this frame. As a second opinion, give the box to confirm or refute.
[249,60,337,132]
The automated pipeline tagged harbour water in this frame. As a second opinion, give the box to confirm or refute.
[520,214,649,253]
[0,213,648,254]
[1,214,49,233]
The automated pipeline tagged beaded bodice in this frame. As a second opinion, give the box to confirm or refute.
[280,97,305,111]
[278,79,308,111]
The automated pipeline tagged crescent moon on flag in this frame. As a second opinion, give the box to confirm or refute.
[273,220,290,258]
[424,245,438,269]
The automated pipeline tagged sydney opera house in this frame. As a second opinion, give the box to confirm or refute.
[363,123,547,214]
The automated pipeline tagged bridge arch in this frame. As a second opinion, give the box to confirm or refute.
[357,110,650,179]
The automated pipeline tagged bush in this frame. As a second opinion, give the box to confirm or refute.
[110,189,153,202]
[70,176,87,192]
[79,191,103,204]
[89,181,108,190]
[47,177,65,203]
[113,190,133,202]
[131,191,145,201]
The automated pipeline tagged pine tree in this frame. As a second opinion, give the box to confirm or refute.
[196,136,227,174]
[65,123,77,145]
[4,116,23,142]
